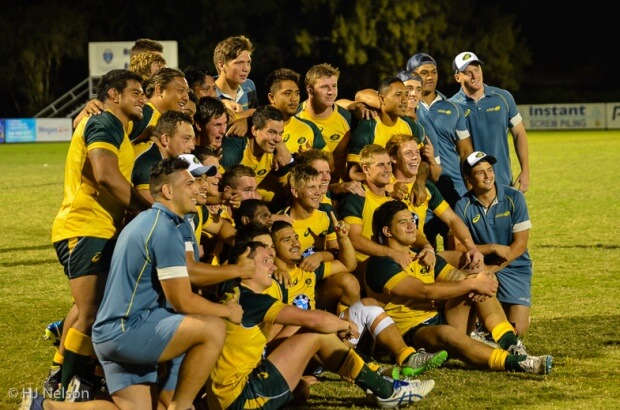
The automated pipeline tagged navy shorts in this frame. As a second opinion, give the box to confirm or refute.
[54,237,116,279]
[228,359,293,410]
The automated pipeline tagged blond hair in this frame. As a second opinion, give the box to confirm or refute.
[304,63,340,88]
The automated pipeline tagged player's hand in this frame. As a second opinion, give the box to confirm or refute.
[337,321,360,341]
[330,211,350,238]
[341,181,366,197]
[224,295,244,324]
[235,247,256,279]
[492,244,511,262]
[299,253,322,272]
[471,270,498,297]
[390,181,409,201]
[226,118,248,137]
[388,249,415,271]
[514,171,530,193]
[420,136,435,162]
[84,99,105,116]
[463,247,484,270]
[416,246,436,270]
[272,268,292,289]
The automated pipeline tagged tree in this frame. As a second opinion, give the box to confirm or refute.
[0,3,86,116]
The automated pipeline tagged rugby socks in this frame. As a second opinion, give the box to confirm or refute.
[337,348,393,399]
[491,320,520,350]
[488,348,509,371]
[53,351,64,366]
[396,346,417,367]
[60,328,94,397]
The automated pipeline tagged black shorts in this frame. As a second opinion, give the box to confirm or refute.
[54,237,116,279]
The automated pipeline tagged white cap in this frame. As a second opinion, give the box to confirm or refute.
[178,154,217,177]
[462,151,496,175]
[453,51,483,72]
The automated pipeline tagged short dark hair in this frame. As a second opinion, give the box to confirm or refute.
[96,69,143,102]
[227,240,266,264]
[194,96,227,126]
[149,157,190,198]
[183,66,213,88]
[270,220,293,238]
[251,105,283,130]
[192,145,220,163]
[265,68,301,95]
[233,198,270,228]
[372,200,408,244]
[145,67,185,99]
[235,223,271,244]
[219,164,255,192]
[130,38,164,57]
[153,110,193,141]
[378,76,403,97]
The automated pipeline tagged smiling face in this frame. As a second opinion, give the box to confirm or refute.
[164,121,195,157]
[168,169,199,216]
[393,139,421,179]
[230,175,258,201]
[253,233,276,258]
[455,63,484,94]
[310,159,331,195]
[201,155,221,198]
[194,74,217,98]
[252,119,284,153]
[269,79,301,118]
[292,176,322,211]
[403,78,422,112]
[273,226,302,264]
[158,76,190,113]
[466,160,495,193]
[308,75,338,109]
[380,82,408,117]
[251,246,277,289]
[363,153,392,187]
[119,79,145,122]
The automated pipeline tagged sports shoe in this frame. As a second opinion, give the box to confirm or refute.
[518,355,553,374]
[43,320,63,347]
[470,328,500,348]
[507,340,528,356]
[43,365,61,396]
[65,375,94,402]
[401,349,448,377]
[19,389,44,410]
[375,378,435,409]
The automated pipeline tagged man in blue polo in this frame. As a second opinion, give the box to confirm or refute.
[454,151,533,338]
[90,157,241,407]
[406,53,474,249]
[450,52,530,193]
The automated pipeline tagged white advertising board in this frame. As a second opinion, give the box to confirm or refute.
[88,41,179,77]
[518,103,608,130]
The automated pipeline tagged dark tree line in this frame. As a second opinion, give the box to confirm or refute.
[1,0,536,117]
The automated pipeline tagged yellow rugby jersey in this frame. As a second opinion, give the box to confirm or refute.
[51,111,134,242]
[338,185,394,262]
[128,102,161,142]
[279,263,333,310]
[365,253,452,335]
[206,284,287,410]
[348,117,423,164]
[220,136,275,185]
[282,115,327,154]
[388,176,449,232]
[297,101,352,154]
[279,207,336,254]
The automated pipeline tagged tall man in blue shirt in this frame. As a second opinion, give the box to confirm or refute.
[450,52,530,193]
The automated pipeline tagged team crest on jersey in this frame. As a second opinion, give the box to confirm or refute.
[329,134,340,141]
[438,109,452,115]
[257,169,267,176]
[496,211,511,218]
[486,106,501,112]
[473,214,481,223]
[292,294,311,310]
[297,137,307,145]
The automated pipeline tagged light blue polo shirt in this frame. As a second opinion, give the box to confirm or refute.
[417,91,471,197]
[450,84,522,187]
[93,203,190,343]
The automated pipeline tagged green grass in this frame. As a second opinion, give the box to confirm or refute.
[1,131,619,409]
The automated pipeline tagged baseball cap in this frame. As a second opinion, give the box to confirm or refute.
[406,53,436,72]
[395,70,416,83]
[178,154,217,177]
[453,51,483,73]
[462,151,497,175]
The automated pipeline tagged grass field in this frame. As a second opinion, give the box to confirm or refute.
[1,130,619,409]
